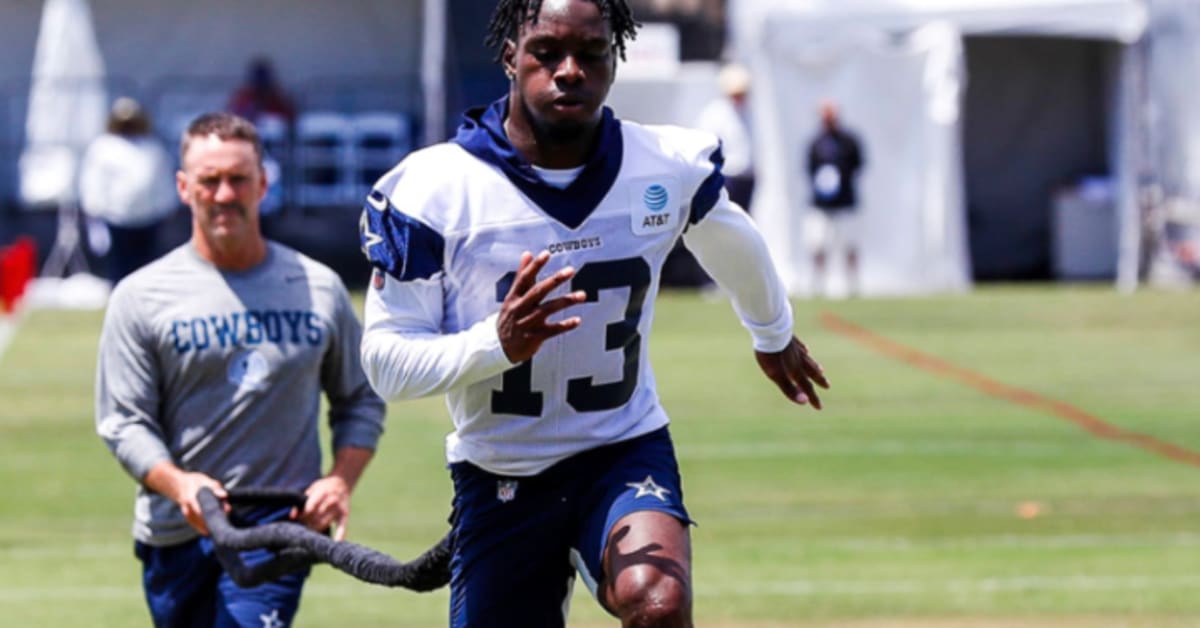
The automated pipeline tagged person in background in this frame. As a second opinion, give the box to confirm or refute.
[806,99,865,297]
[668,62,756,288]
[96,112,385,627]
[79,97,179,283]
[228,58,295,236]
[228,57,296,125]
[695,62,754,210]
[358,0,829,625]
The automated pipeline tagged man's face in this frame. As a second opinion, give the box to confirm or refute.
[504,0,615,141]
[820,102,839,129]
[176,135,266,245]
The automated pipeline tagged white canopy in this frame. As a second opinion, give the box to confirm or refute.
[731,0,1147,296]
[734,0,1147,48]
[19,0,107,206]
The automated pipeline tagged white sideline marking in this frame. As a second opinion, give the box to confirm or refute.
[820,531,1200,551]
[7,532,1200,563]
[679,440,1114,461]
[1,544,129,559]
[6,574,1200,601]
[0,316,15,365]
[708,574,1200,596]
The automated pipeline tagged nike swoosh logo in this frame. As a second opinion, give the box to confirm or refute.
[366,193,388,212]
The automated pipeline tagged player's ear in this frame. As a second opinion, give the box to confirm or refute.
[609,45,618,83]
[175,169,188,204]
[502,39,517,81]
[256,164,269,202]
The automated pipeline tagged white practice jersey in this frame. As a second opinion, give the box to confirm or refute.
[361,101,794,475]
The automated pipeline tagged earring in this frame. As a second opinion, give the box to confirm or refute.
[505,69,515,80]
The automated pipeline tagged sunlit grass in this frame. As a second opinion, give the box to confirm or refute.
[1,285,1198,626]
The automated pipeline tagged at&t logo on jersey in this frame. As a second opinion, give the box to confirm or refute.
[644,185,669,212]
[631,179,678,235]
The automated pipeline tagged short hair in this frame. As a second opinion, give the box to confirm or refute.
[107,97,152,137]
[180,112,263,166]
[485,0,640,63]
[717,64,751,97]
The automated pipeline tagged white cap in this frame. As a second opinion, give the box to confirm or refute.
[718,64,751,97]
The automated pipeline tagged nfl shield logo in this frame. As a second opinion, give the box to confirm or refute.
[497,479,518,503]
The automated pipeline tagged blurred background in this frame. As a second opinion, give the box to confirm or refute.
[2,0,1198,303]
[4,3,1200,626]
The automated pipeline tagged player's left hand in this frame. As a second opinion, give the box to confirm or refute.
[754,336,830,409]
[297,475,352,541]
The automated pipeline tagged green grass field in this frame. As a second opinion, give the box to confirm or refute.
[2,285,1199,627]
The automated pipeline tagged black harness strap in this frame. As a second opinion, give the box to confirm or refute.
[198,487,451,591]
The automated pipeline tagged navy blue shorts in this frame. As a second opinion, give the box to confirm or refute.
[447,426,692,627]
[134,506,309,628]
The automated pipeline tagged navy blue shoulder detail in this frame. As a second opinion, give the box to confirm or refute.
[689,144,726,225]
[359,190,445,281]
[452,96,622,230]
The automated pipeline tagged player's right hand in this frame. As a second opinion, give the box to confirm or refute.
[144,460,228,536]
[170,471,227,536]
[497,250,587,363]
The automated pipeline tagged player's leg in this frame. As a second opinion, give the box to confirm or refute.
[838,210,861,297]
[573,427,694,627]
[824,210,853,298]
[448,461,575,627]
[601,511,692,627]
[212,505,310,628]
[135,538,222,627]
[846,245,859,296]
[806,208,830,297]
[813,247,828,297]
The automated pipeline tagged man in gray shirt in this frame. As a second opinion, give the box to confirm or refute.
[95,112,386,627]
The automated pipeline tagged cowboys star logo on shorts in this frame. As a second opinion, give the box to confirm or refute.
[497,479,518,503]
[626,475,671,502]
[259,609,284,628]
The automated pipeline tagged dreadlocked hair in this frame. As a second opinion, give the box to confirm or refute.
[485,0,640,62]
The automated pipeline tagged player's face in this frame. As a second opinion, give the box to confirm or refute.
[505,0,615,141]
[177,135,266,246]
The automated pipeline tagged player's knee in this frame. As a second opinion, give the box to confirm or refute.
[609,565,692,627]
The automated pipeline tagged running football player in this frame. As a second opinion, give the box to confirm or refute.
[359,1,828,625]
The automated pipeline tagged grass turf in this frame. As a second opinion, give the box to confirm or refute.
[1,285,1198,626]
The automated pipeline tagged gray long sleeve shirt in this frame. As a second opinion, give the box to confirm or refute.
[96,242,385,546]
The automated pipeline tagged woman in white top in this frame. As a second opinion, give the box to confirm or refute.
[79,97,179,283]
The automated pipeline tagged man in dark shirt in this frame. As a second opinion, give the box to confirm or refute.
[806,99,864,297]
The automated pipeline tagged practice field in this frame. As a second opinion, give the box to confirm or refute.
[1,285,1199,627]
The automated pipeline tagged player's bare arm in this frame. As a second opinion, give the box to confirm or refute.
[496,249,588,362]
[142,460,227,536]
[755,337,830,409]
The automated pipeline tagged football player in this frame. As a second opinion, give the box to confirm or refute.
[359,0,829,625]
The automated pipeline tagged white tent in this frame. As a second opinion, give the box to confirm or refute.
[19,0,107,208]
[731,0,1148,296]
[19,0,108,285]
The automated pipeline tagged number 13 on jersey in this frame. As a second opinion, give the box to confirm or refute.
[491,257,651,416]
